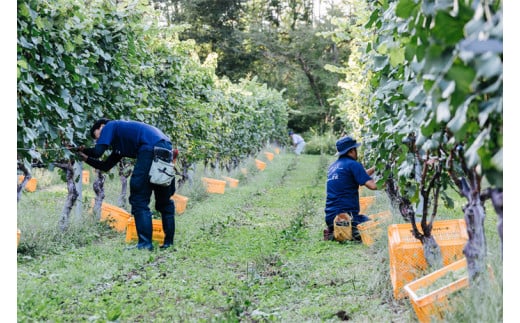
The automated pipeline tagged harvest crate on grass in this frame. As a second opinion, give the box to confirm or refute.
[222,176,239,188]
[125,218,165,244]
[100,202,131,232]
[404,258,469,323]
[359,195,376,214]
[368,210,392,222]
[255,159,266,171]
[171,194,188,214]
[388,219,468,299]
[202,177,226,194]
[264,152,274,161]
[274,147,280,154]
[82,170,90,184]
[17,229,21,247]
[357,210,392,246]
[18,176,38,192]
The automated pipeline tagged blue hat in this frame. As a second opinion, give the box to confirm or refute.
[335,136,361,156]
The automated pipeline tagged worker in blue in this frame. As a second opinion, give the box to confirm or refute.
[324,136,377,241]
[77,118,176,251]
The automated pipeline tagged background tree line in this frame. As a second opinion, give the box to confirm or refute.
[149,0,355,134]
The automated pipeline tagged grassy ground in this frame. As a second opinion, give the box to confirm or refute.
[16,150,502,322]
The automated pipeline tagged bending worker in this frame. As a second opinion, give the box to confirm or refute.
[77,118,176,251]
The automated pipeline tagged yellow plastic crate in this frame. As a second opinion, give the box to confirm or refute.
[255,159,266,171]
[358,210,392,246]
[171,194,188,214]
[264,152,274,161]
[359,196,376,214]
[125,218,165,244]
[404,258,469,323]
[82,170,90,184]
[18,176,38,192]
[369,210,391,221]
[202,177,226,194]
[388,219,468,299]
[100,202,131,232]
[222,176,239,188]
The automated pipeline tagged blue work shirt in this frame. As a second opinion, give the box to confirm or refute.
[83,120,171,172]
[324,156,372,223]
[96,120,171,158]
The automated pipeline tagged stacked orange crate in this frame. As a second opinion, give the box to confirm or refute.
[388,219,468,299]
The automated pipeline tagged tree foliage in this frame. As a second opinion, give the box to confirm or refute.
[17,0,289,228]
[356,0,502,280]
[150,0,354,134]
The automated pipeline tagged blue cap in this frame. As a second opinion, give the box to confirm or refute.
[335,136,361,156]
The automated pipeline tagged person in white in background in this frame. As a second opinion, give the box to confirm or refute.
[289,130,306,155]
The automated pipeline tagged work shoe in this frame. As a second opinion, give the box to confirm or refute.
[323,228,329,241]
[159,243,175,250]
[126,243,154,251]
[323,228,334,241]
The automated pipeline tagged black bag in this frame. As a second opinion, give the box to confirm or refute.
[149,147,175,186]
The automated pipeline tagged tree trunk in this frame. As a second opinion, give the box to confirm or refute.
[56,162,79,231]
[422,235,443,270]
[448,149,490,283]
[117,160,132,208]
[74,162,83,221]
[17,161,31,203]
[384,176,413,222]
[92,169,105,220]
[463,194,488,282]
[296,54,324,108]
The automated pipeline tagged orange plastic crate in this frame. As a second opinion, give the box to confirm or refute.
[171,194,188,214]
[18,176,38,192]
[388,219,468,299]
[368,210,392,222]
[222,176,239,188]
[82,170,90,184]
[17,229,21,247]
[125,218,165,244]
[359,196,376,214]
[404,258,469,323]
[100,202,131,232]
[255,159,266,171]
[202,177,226,194]
[357,210,392,246]
[264,152,274,161]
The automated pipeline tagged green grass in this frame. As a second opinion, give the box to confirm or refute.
[17,151,502,322]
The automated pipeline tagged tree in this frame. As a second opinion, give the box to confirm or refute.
[360,0,502,282]
[151,0,354,134]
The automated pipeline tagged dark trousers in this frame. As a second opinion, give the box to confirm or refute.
[129,142,176,249]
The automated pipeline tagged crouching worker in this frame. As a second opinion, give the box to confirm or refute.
[324,136,377,242]
[76,118,176,251]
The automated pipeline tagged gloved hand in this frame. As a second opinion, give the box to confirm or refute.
[76,151,88,162]
[66,144,85,152]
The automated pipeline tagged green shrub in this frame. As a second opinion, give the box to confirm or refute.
[302,129,337,155]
